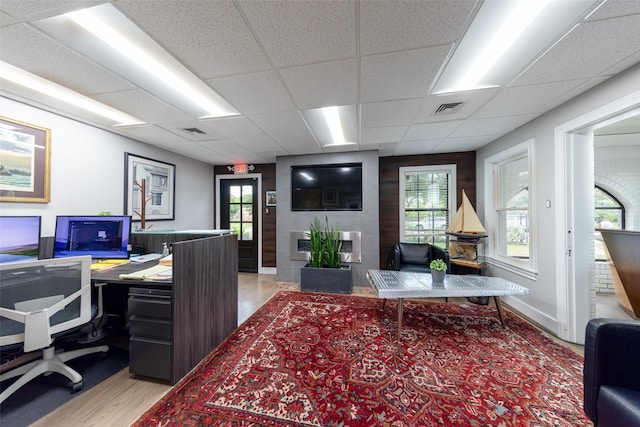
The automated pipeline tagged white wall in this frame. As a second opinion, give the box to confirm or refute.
[476,64,640,338]
[0,98,215,236]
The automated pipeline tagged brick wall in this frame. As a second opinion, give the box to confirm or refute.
[590,260,614,294]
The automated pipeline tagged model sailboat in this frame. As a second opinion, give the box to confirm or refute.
[446,190,487,239]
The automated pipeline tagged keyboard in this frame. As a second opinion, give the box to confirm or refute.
[130,253,163,263]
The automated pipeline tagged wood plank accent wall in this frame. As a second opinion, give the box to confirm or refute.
[172,234,238,383]
[378,152,477,269]
[214,164,277,268]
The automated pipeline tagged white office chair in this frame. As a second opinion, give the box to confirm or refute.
[0,256,108,404]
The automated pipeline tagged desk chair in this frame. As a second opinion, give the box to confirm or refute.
[0,256,108,404]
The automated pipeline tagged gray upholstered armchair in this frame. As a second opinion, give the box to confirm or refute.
[393,242,450,273]
[583,318,640,427]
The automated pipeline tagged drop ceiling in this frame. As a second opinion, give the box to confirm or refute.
[1,0,639,165]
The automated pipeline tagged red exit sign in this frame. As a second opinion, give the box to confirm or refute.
[234,163,248,174]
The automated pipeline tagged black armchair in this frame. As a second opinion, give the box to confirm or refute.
[583,318,640,427]
[393,242,450,273]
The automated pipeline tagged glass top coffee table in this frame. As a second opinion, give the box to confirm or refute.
[366,269,530,339]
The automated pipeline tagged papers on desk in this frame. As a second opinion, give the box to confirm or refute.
[158,254,172,266]
[119,264,172,281]
[91,259,131,271]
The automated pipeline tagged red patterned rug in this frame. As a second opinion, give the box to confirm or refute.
[133,291,590,426]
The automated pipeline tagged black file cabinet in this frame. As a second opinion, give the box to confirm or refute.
[128,287,173,381]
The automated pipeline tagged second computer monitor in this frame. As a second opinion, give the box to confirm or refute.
[53,215,132,260]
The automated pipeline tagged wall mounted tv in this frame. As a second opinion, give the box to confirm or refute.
[291,163,362,211]
[53,215,132,260]
[0,216,41,264]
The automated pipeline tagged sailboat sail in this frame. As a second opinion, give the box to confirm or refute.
[447,190,487,237]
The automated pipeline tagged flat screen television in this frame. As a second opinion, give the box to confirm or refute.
[53,215,132,260]
[0,216,41,264]
[291,163,362,211]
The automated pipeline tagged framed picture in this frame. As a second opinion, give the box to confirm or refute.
[124,153,175,222]
[0,117,51,203]
[266,191,277,206]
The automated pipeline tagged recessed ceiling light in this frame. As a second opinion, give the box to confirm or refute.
[34,3,239,120]
[432,0,598,94]
[0,61,144,126]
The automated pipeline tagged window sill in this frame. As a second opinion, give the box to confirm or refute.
[486,256,537,281]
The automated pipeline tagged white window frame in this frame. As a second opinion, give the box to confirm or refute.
[484,140,537,278]
[399,164,457,243]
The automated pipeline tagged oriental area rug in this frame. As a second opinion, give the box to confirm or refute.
[133,291,590,426]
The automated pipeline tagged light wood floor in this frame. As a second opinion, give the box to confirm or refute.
[23,275,627,426]
[30,273,281,427]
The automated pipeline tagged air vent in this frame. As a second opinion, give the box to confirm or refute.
[433,102,463,115]
[182,127,206,135]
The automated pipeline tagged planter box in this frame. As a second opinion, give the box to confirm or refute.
[301,264,352,294]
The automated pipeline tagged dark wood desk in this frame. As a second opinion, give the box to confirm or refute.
[92,233,238,384]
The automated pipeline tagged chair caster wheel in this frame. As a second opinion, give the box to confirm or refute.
[71,381,84,394]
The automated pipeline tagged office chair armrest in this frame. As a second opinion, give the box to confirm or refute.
[583,318,640,421]
[393,243,401,270]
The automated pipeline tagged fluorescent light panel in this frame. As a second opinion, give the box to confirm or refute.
[34,3,239,119]
[432,0,598,94]
[303,105,358,148]
[0,61,144,126]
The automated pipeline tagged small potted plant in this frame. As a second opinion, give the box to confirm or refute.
[430,259,447,282]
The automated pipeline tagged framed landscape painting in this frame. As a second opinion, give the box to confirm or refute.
[0,117,51,203]
[124,153,175,222]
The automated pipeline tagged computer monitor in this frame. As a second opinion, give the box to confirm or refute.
[0,216,41,264]
[53,215,132,260]
[0,255,92,348]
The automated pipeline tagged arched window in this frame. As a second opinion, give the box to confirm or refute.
[594,185,625,260]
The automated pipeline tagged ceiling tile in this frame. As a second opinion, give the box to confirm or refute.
[280,59,358,110]
[248,111,310,136]
[234,136,285,153]
[361,126,408,145]
[117,0,270,78]
[432,135,500,153]
[394,139,441,156]
[586,0,640,20]
[272,133,322,154]
[94,89,193,123]
[238,0,356,67]
[0,0,79,19]
[360,45,451,102]
[361,99,422,128]
[196,139,270,164]
[114,124,190,147]
[0,24,133,95]
[208,71,295,114]
[403,121,462,141]
[513,15,640,86]
[450,115,539,138]
[359,0,475,55]
[197,116,266,140]
[474,80,587,118]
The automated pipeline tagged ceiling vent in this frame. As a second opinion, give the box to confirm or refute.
[182,127,206,135]
[433,102,463,115]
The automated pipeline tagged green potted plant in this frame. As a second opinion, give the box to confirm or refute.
[301,216,352,294]
[430,259,447,282]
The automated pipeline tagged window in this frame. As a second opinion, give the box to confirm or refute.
[399,165,456,248]
[594,185,624,260]
[228,185,253,240]
[485,140,534,273]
